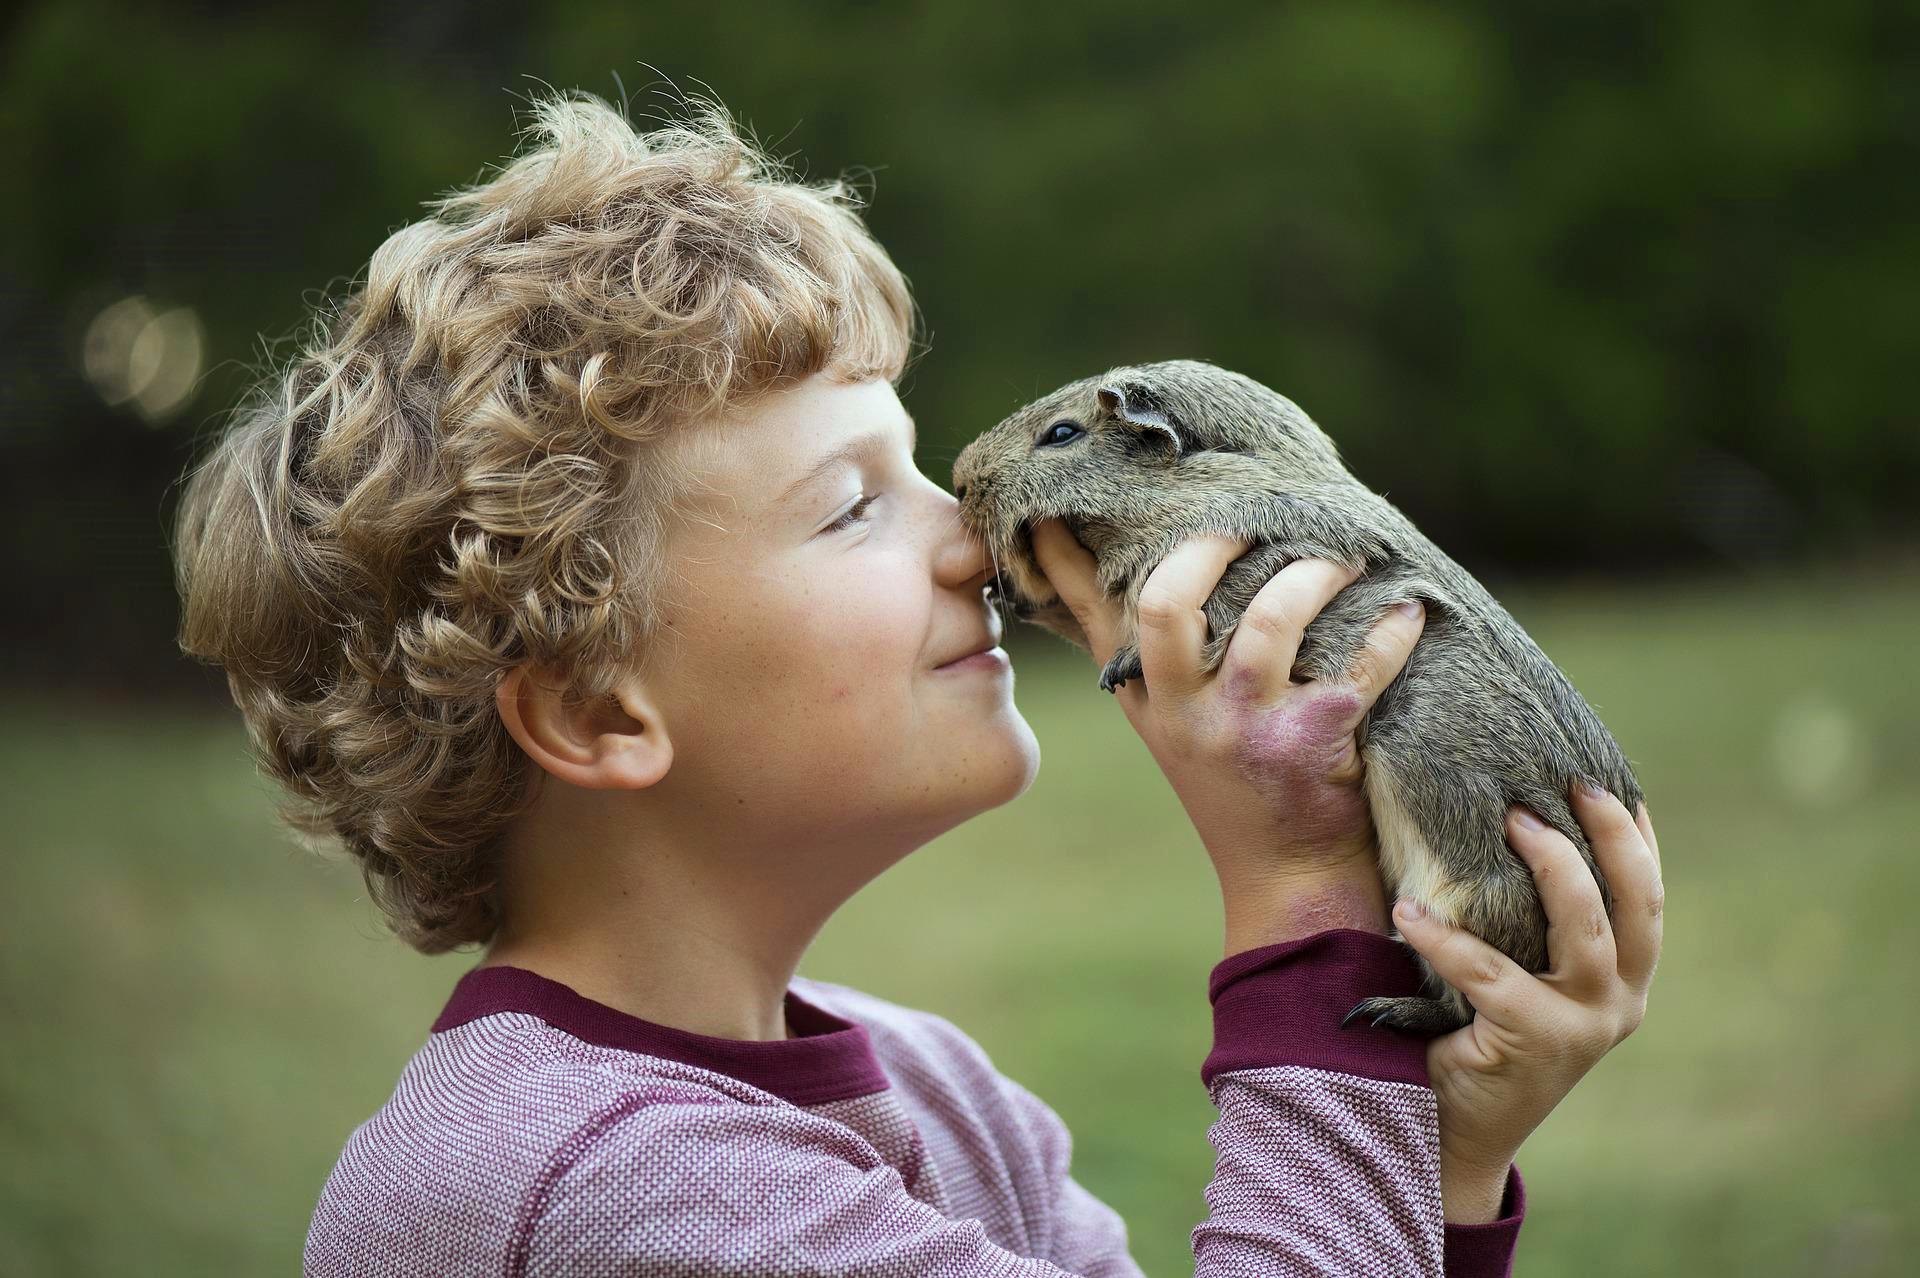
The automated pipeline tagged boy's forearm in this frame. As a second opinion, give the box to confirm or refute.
[1440,1150,1513,1224]
[1223,858,1522,1230]
[1220,858,1391,958]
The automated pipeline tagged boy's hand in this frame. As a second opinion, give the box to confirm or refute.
[1395,787,1664,1221]
[1029,519,1425,953]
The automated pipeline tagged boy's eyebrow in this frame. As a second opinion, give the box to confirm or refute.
[776,413,918,509]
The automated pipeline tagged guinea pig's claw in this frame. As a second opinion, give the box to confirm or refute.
[1098,646,1143,693]
[1345,994,1471,1037]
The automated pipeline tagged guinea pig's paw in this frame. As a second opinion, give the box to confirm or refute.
[1098,644,1144,694]
[1340,994,1470,1037]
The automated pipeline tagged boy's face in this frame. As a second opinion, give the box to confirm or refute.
[643,372,1040,860]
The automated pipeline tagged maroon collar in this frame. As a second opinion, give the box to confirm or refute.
[432,964,892,1107]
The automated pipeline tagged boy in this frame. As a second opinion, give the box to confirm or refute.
[172,88,1661,1276]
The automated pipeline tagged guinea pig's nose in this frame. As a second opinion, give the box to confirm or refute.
[954,482,968,502]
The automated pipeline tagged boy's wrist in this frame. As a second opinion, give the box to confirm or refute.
[1440,1146,1516,1224]
[1219,856,1390,957]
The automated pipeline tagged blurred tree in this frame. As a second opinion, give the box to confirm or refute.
[1,0,1914,690]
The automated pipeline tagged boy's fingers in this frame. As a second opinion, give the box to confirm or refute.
[1137,533,1254,703]
[1339,600,1426,713]
[1506,805,1616,994]
[1579,788,1663,995]
[1391,901,1535,1027]
[1215,558,1356,706]
[1568,779,1641,857]
[1634,802,1661,870]
[1030,519,1117,664]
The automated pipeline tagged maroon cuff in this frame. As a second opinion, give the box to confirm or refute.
[1442,1161,1525,1276]
[1202,927,1431,1088]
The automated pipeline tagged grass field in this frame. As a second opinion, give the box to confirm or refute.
[3,561,1915,1276]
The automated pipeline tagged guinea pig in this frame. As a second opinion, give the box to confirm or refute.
[950,358,1644,1036]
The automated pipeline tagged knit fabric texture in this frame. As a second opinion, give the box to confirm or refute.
[305,928,1523,1276]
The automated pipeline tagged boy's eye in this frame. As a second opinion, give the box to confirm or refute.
[826,492,878,532]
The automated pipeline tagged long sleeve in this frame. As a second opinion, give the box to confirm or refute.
[1196,927,1525,1276]
[519,928,1524,1277]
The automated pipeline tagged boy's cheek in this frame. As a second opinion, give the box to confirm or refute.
[808,597,924,673]
[719,566,926,697]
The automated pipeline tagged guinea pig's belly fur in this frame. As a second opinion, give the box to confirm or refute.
[1349,608,1603,982]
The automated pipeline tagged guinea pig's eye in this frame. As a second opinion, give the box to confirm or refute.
[1038,420,1084,447]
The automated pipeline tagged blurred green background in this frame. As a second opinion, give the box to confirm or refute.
[2,1,1915,1275]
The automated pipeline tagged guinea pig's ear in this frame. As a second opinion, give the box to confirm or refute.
[1096,383,1182,459]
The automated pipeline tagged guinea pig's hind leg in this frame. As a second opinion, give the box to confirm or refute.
[1342,983,1472,1037]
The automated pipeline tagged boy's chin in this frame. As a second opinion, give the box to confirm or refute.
[961,717,1042,807]
[899,715,1039,820]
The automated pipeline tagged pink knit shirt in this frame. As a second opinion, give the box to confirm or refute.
[305,928,1524,1275]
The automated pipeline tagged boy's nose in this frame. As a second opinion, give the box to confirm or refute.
[938,502,996,592]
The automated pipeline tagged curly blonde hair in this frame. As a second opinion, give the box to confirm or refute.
[170,88,917,954]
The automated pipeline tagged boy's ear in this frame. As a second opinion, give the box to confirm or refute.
[495,664,673,790]
[1096,383,1182,458]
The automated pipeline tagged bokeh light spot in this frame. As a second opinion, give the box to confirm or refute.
[81,294,206,425]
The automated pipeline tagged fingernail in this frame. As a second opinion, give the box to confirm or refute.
[1576,776,1607,801]
[1396,600,1423,620]
[1512,806,1548,831]
[1394,897,1425,920]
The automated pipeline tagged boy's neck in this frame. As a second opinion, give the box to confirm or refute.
[484,766,936,1047]
[477,934,797,1043]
